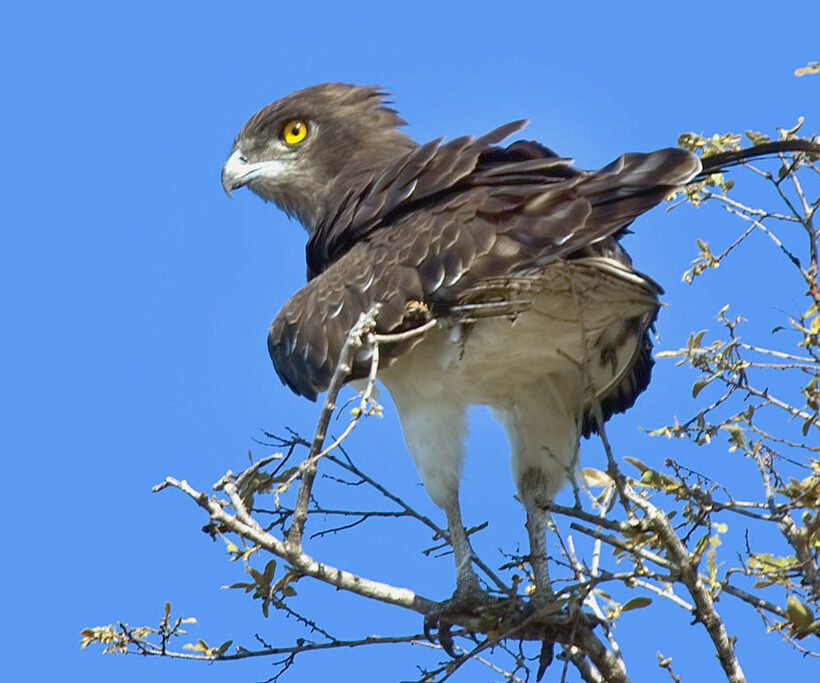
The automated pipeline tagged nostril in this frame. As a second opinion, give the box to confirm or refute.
[239,154,248,163]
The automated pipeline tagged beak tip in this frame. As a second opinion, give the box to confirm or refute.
[222,149,268,199]
[221,171,236,199]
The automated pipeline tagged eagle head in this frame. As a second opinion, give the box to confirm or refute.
[221,83,414,231]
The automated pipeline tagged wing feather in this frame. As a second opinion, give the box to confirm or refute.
[271,128,699,411]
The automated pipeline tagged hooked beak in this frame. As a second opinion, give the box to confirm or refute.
[221,150,287,198]
[221,149,256,197]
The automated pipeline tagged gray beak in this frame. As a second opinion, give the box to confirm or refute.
[221,149,252,198]
[221,149,288,198]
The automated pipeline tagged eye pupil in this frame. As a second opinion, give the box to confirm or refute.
[283,119,307,145]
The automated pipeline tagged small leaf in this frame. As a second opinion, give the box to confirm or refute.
[692,379,710,398]
[184,639,212,653]
[794,61,820,77]
[622,597,653,612]
[744,130,771,145]
[624,457,651,473]
[262,559,277,582]
[215,640,233,656]
[582,468,612,488]
[722,424,746,451]
[786,596,814,629]
[779,116,805,138]
[693,534,710,561]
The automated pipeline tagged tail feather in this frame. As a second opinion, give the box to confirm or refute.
[698,139,820,177]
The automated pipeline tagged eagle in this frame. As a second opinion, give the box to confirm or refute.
[221,83,815,611]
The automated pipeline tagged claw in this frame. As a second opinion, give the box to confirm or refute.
[536,640,554,681]
[423,613,436,643]
[423,586,501,658]
[423,606,459,657]
[439,621,457,658]
[424,616,458,657]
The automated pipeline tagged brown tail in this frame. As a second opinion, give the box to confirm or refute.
[698,139,820,177]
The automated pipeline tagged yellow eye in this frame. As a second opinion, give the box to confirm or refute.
[282,119,308,145]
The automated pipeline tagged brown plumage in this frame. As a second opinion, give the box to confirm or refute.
[222,83,818,610]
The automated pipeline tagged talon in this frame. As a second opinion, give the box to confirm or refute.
[536,640,554,681]
[423,587,502,657]
[439,621,457,657]
[423,613,437,644]
[423,604,459,657]
[423,610,458,657]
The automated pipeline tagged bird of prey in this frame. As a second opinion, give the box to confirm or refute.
[221,83,817,611]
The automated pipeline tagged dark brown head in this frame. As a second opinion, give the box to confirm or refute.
[221,83,415,231]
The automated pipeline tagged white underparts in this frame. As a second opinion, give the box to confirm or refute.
[378,257,658,509]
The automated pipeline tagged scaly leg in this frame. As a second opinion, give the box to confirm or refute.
[443,494,483,601]
[519,468,554,603]
[495,383,581,604]
[424,491,493,655]
[383,388,491,651]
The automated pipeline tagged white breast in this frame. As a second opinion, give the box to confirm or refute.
[376,257,659,505]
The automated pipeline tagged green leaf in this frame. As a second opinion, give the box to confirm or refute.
[640,469,670,488]
[262,559,277,582]
[786,596,814,629]
[622,597,653,612]
[692,379,710,398]
[624,457,651,473]
[744,130,770,145]
[693,534,710,561]
[722,424,746,451]
[184,639,212,653]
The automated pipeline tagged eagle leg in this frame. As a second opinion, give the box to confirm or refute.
[423,496,496,656]
[444,497,484,601]
[495,385,580,603]
[522,491,554,603]
[518,468,556,604]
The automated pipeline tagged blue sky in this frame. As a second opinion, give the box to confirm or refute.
[2,2,818,681]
